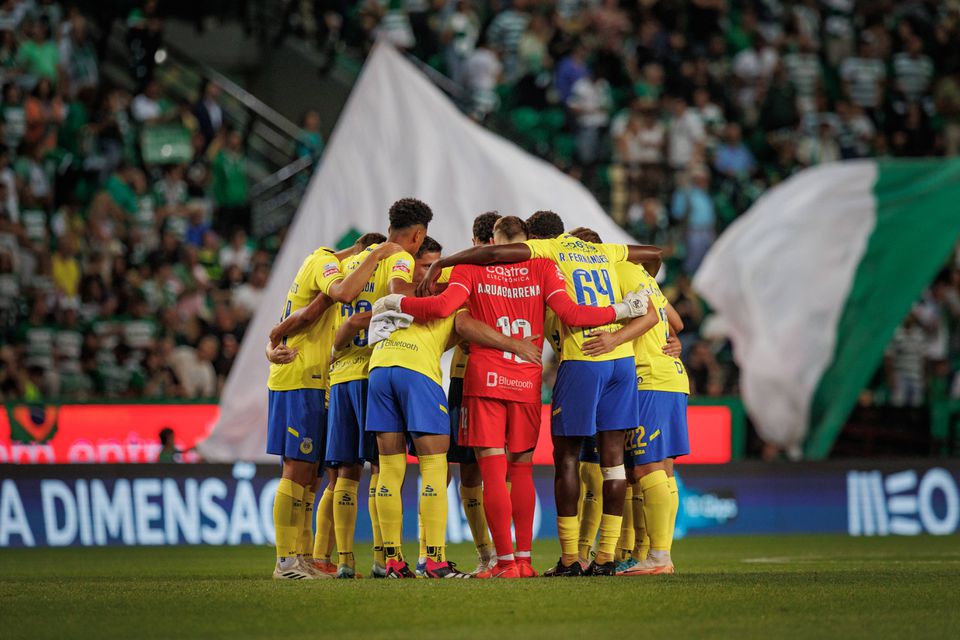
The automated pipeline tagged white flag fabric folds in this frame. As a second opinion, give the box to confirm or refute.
[694,159,960,458]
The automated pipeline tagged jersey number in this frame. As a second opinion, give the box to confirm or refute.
[572,268,616,307]
[341,300,373,347]
[495,316,533,363]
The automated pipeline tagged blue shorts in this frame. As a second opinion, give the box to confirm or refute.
[579,435,600,464]
[625,390,690,467]
[326,379,376,465]
[446,377,475,464]
[366,367,450,438]
[551,357,639,438]
[266,388,326,463]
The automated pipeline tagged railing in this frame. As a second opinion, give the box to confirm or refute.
[101,21,313,237]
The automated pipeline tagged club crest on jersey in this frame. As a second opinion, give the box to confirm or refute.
[392,259,411,274]
[322,263,339,278]
[300,437,313,455]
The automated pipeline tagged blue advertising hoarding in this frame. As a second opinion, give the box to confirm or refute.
[1,460,957,548]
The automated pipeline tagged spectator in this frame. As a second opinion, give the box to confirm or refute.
[666,95,706,174]
[671,166,716,274]
[131,79,167,124]
[782,38,820,114]
[797,120,841,165]
[211,130,249,233]
[713,123,756,179]
[567,66,611,167]
[442,0,479,87]
[463,39,502,120]
[169,334,218,398]
[554,41,588,105]
[51,232,80,298]
[892,33,933,104]
[1,82,25,151]
[219,228,252,274]
[16,17,58,87]
[295,109,324,160]
[233,263,267,320]
[192,81,224,150]
[885,311,927,408]
[58,13,98,99]
[840,36,886,122]
[23,76,64,151]
[485,0,529,82]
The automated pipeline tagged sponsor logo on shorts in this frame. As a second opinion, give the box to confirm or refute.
[485,372,534,390]
[299,437,313,455]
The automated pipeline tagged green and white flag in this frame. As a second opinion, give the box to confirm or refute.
[694,160,960,458]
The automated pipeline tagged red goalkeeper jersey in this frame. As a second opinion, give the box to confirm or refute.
[400,258,617,403]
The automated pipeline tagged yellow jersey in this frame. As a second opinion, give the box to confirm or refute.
[328,244,415,386]
[525,235,633,362]
[370,312,460,386]
[544,309,562,359]
[450,345,468,379]
[615,262,689,394]
[268,247,343,391]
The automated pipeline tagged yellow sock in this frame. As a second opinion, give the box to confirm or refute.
[616,485,635,561]
[369,472,385,566]
[297,489,316,557]
[460,484,492,559]
[313,488,335,560]
[418,504,427,560]
[273,478,304,559]
[557,515,579,566]
[641,470,672,553]
[419,453,448,563]
[631,483,649,559]
[667,475,679,553]
[577,462,603,560]
[333,477,359,569]
[596,513,623,564]
[377,453,406,559]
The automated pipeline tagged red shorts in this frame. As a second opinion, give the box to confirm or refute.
[460,396,541,452]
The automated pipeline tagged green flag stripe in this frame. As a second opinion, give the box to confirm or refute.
[806,159,960,459]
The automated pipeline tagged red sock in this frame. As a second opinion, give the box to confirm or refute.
[477,454,513,558]
[508,460,535,555]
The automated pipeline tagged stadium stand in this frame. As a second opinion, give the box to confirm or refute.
[2,1,960,455]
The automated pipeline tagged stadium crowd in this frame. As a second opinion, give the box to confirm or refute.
[3,0,960,414]
[336,0,960,407]
[0,1,276,401]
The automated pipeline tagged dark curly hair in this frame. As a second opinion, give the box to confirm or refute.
[388,197,434,231]
[417,235,442,257]
[568,227,602,243]
[355,232,386,249]
[472,211,501,243]
[526,210,564,239]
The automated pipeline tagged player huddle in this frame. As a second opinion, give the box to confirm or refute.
[263,198,689,580]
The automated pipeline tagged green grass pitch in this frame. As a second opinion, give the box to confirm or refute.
[2,534,959,639]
